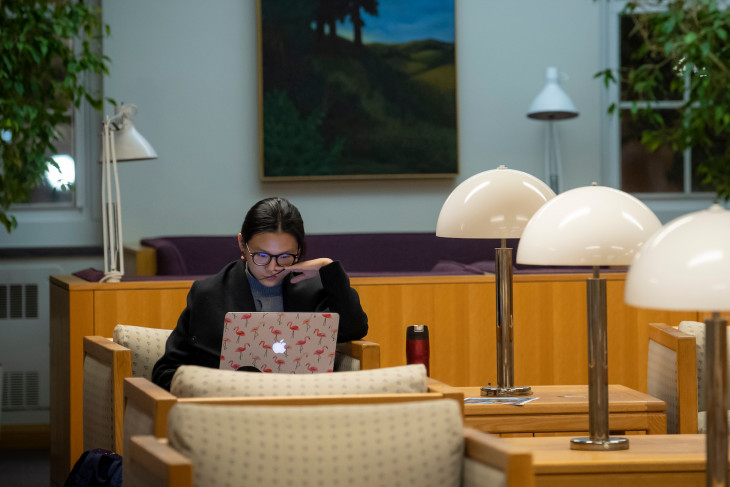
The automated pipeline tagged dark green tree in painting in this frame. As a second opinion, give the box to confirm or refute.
[263,90,344,177]
[315,0,348,41]
[348,0,379,47]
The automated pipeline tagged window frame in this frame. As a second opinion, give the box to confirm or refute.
[0,2,103,249]
[599,0,719,219]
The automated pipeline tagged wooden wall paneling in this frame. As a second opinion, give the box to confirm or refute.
[513,275,589,387]
[93,288,189,337]
[352,276,497,387]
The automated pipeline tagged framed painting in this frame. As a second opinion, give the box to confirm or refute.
[257,0,458,180]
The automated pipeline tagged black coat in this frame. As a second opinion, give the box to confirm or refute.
[151,259,368,390]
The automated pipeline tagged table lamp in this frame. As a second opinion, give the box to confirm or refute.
[100,104,157,283]
[527,66,578,194]
[625,204,730,485]
[517,184,661,450]
[436,165,556,395]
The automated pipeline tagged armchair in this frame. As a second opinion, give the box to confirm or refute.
[82,325,172,454]
[125,400,534,487]
[84,323,380,455]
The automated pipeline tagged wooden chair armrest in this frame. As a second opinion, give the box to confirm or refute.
[124,377,178,438]
[335,340,380,369]
[426,377,465,416]
[128,435,192,487]
[648,322,698,434]
[83,335,131,361]
[83,336,132,453]
[463,427,534,487]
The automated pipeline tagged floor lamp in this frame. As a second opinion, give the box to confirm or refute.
[100,104,157,283]
[517,184,661,450]
[527,66,578,194]
[436,165,556,396]
[625,204,730,485]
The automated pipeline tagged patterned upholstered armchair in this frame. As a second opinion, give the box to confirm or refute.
[121,364,463,458]
[82,324,380,455]
[125,400,534,487]
[82,325,171,454]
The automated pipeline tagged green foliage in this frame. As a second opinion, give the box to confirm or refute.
[0,0,110,233]
[596,0,730,201]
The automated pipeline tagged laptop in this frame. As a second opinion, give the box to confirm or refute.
[219,311,340,373]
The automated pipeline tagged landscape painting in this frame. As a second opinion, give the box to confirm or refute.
[258,0,457,180]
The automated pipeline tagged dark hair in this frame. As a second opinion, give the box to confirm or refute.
[241,197,306,257]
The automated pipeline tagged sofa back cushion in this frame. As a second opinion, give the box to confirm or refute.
[167,399,464,487]
[141,234,513,275]
[170,363,428,398]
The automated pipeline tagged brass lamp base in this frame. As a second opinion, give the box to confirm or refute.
[480,385,533,396]
[570,436,629,451]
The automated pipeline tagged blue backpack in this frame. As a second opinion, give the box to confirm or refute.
[64,448,123,487]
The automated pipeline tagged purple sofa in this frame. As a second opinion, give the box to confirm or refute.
[138,233,611,277]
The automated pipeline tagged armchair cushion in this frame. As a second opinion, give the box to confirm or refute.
[113,325,172,381]
[167,399,463,487]
[170,364,428,398]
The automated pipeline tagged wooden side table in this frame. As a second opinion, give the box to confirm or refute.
[458,384,666,436]
[504,434,720,486]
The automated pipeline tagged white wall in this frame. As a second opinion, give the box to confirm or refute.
[103,0,602,242]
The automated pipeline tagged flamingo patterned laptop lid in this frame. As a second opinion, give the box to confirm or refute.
[219,312,340,373]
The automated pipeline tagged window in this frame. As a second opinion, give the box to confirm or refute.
[602,1,715,204]
[2,0,103,248]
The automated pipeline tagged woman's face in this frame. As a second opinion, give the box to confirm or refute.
[239,231,299,287]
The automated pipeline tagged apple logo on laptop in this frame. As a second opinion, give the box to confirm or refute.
[272,339,287,354]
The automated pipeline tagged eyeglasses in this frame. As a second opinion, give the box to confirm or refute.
[244,242,299,267]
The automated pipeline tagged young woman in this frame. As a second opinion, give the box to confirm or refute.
[151,197,369,390]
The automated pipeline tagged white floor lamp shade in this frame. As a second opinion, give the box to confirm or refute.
[626,204,730,486]
[527,67,578,194]
[437,165,555,395]
[518,184,661,450]
[100,104,157,283]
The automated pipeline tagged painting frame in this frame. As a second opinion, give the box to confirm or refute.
[257,0,458,181]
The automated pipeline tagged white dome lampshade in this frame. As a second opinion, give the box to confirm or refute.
[527,67,579,121]
[625,204,730,310]
[517,185,661,266]
[436,165,556,239]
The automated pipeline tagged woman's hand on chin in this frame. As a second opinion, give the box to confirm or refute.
[287,258,334,283]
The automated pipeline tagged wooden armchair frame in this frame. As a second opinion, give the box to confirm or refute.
[82,336,132,453]
[647,322,698,434]
[127,425,533,487]
[84,336,380,456]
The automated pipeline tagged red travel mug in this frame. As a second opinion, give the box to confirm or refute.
[406,325,430,376]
